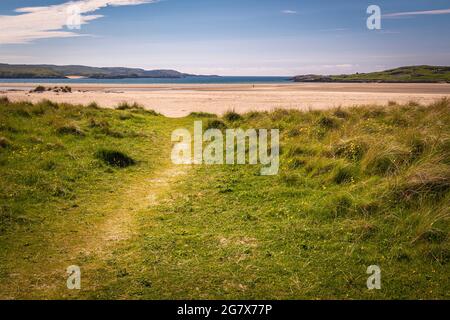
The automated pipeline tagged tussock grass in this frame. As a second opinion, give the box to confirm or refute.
[0,136,11,148]
[55,123,85,136]
[95,149,136,168]
[139,109,161,116]
[115,102,160,116]
[116,101,143,110]
[331,164,358,184]
[333,107,350,119]
[0,96,10,104]
[318,115,341,129]
[88,118,110,129]
[206,119,227,130]
[287,157,307,169]
[0,97,449,299]
[362,143,412,175]
[38,99,60,109]
[333,138,369,161]
[223,110,242,122]
[286,127,302,137]
[398,160,450,199]
[189,111,217,118]
[327,193,353,217]
[88,102,100,109]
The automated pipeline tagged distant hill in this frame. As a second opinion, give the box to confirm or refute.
[0,64,214,79]
[292,66,450,83]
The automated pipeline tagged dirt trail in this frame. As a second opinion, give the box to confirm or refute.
[99,166,187,247]
[66,165,190,298]
[0,164,190,299]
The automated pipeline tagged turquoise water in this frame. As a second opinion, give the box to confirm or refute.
[0,76,291,84]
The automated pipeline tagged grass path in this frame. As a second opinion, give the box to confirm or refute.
[0,101,194,299]
[82,165,189,258]
[0,162,190,299]
[62,164,190,299]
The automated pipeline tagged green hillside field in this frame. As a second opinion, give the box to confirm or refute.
[293,66,450,83]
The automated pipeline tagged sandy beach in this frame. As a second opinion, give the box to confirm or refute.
[1,82,450,117]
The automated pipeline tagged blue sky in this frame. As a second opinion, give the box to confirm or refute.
[1,0,450,76]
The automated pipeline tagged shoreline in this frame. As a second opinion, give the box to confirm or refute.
[1,82,450,117]
[2,82,450,92]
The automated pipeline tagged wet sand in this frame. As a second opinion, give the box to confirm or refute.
[1,82,450,117]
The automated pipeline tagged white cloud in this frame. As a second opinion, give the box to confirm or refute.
[384,8,450,18]
[281,10,297,15]
[0,0,157,44]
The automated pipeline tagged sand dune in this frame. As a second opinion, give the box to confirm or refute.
[1,82,450,117]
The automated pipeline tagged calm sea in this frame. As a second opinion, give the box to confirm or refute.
[0,76,291,84]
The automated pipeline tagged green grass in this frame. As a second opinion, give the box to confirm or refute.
[0,97,449,299]
[0,63,190,79]
[0,97,192,298]
[293,65,450,83]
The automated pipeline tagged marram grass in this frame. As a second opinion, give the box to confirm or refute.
[0,97,448,299]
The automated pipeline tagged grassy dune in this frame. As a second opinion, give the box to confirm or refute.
[0,97,449,299]
[293,66,450,83]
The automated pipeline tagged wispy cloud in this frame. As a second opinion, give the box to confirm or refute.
[384,8,450,18]
[0,0,157,44]
[281,10,297,15]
